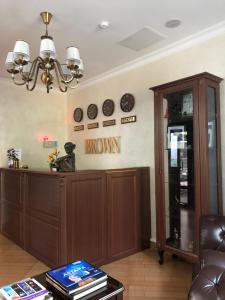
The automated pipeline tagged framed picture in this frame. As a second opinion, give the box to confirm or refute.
[167,125,186,149]
[208,121,215,148]
[182,93,193,116]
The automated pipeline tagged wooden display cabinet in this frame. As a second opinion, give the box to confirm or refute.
[151,73,223,263]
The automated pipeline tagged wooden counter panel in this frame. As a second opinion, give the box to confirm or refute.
[107,170,141,261]
[1,203,23,246]
[24,215,60,267]
[0,170,23,246]
[1,170,21,205]
[67,173,106,266]
[140,168,151,248]
[25,174,60,218]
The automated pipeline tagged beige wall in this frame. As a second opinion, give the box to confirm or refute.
[0,80,67,169]
[67,32,225,241]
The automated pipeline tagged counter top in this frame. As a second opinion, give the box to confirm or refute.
[0,166,149,176]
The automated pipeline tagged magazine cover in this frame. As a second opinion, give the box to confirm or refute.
[0,278,49,300]
[46,260,107,291]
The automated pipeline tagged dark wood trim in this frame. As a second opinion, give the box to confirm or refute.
[154,92,165,251]
[215,84,223,215]
[150,72,223,91]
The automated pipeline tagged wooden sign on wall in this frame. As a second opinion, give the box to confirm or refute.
[85,136,121,154]
[121,115,136,124]
[74,125,84,131]
[87,123,99,129]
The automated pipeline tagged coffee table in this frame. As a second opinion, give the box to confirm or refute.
[34,273,124,300]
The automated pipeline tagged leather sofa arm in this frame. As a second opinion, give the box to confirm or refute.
[200,215,225,251]
[200,249,225,269]
[188,265,225,300]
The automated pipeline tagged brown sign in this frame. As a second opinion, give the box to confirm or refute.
[85,136,121,154]
[87,122,99,129]
[121,115,137,124]
[74,125,84,131]
[103,119,116,127]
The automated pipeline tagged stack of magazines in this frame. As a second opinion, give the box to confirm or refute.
[0,278,49,300]
[46,260,108,300]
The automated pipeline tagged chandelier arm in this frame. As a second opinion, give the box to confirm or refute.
[64,79,80,89]
[26,64,40,91]
[54,59,74,83]
[63,76,76,85]
[54,60,66,79]
[54,59,78,85]
[28,57,43,80]
[11,73,26,86]
[54,63,68,93]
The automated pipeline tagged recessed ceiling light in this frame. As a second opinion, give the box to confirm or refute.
[98,21,110,30]
[165,19,181,28]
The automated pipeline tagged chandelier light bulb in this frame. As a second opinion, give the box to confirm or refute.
[66,46,81,64]
[40,37,56,59]
[5,51,15,66]
[13,40,30,63]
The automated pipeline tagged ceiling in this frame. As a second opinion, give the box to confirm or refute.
[1,0,225,82]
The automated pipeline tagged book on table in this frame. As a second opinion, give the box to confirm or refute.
[46,260,107,298]
[0,278,49,300]
[46,278,107,300]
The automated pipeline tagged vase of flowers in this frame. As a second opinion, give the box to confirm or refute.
[47,149,60,171]
[7,148,19,168]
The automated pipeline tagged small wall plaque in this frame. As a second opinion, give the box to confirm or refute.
[103,119,116,127]
[43,141,58,148]
[121,115,137,124]
[87,122,99,129]
[74,125,84,131]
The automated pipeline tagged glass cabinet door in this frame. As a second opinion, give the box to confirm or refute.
[163,89,195,253]
[207,86,219,214]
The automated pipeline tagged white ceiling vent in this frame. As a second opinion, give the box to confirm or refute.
[118,27,165,51]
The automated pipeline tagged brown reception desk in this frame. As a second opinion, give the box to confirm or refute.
[0,167,150,267]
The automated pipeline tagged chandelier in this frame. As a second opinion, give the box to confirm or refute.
[5,12,84,93]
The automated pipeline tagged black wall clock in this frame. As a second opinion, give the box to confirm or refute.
[120,93,135,112]
[102,99,115,117]
[87,104,98,120]
[73,108,83,122]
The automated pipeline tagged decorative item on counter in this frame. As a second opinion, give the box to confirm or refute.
[54,142,76,172]
[47,148,60,171]
[7,148,20,168]
[21,164,29,169]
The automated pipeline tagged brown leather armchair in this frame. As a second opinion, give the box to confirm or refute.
[188,215,225,300]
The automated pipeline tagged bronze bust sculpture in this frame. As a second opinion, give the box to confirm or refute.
[55,142,76,172]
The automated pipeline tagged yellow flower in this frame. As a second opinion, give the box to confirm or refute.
[52,149,58,155]
[47,149,59,164]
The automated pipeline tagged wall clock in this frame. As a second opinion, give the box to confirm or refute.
[87,104,98,120]
[120,93,135,112]
[73,108,83,123]
[102,99,115,117]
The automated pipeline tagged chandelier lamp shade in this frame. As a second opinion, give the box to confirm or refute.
[5,12,84,93]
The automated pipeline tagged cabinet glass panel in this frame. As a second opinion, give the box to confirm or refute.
[208,87,218,214]
[163,89,195,253]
